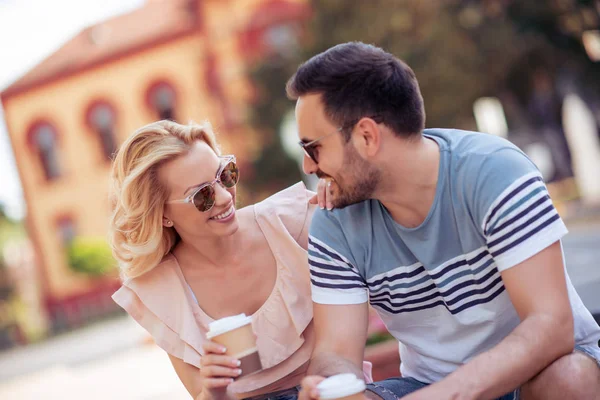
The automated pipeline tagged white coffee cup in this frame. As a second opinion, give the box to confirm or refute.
[317,373,366,400]
[206,313,262,377]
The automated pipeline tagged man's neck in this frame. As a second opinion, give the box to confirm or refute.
[376,135,440,228]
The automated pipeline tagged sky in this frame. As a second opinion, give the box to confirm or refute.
[0,0,145,219]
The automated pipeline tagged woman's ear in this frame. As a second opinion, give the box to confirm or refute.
[162,216,174,227]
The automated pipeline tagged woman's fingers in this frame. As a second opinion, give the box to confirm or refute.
[202,340,226,355]
[203,377,235,389]
[201,365,243,379]
[309,178,335,210]
[325,180,333,210]
[201,353,241,368]
[317,178,327,209]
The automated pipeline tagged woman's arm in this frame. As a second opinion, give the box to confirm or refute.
[168,341,242,400]
[297,183,319,250]
[168,354,204,399]
[298,201,317,250]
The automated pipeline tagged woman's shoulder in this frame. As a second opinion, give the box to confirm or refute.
[236,182,315,240]
[120,253,177,287]
[114,255,183,313]
[112,254,205,368]
[257,182,314,230]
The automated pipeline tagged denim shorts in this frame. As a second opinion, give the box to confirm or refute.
[366,378,519,400]
[366,344,600,400]
[243,385,300,400]
[576,343,600,369]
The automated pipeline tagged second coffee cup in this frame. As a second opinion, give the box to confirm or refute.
[206,313,262,377]
[317,373,366,400]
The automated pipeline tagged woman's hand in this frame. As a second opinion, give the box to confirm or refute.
[196,341,242,400]
[309,178,334,210]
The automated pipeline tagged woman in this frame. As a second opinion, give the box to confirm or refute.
[109,120,370,400]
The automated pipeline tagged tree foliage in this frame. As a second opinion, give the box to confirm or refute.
[245,0,600,196]
[67,237,115,277]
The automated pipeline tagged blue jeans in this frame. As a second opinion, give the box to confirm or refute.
[243,385,300,400]
[365,344,600,400]
[366,377,518,400]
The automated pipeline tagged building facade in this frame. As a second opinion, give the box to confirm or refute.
[0,0,309,331]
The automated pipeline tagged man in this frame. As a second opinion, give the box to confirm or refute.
[288,42,600,400]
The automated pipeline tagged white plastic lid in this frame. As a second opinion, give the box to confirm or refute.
[205,313,253,339]
[317,373,366,399]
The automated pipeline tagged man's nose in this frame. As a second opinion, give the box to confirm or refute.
[302,153,318,175]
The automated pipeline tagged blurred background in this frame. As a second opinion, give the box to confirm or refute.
[0,0,599,398]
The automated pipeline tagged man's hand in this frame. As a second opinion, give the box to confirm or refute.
[299,376,371,400]
[298,376,327,400]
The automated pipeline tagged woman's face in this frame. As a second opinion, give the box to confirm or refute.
[159,140,239,239]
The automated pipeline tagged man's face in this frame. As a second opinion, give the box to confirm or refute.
[295,94,381,208]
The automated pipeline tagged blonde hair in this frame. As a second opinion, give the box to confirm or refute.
[109,120,220,279]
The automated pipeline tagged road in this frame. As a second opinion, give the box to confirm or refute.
[563,224,600,317]
[0,317,189,399]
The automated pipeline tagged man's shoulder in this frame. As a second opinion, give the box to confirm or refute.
[312,200,372,224]
[427,129,532,182]
[309,200,375,241]
[425,128,519,157]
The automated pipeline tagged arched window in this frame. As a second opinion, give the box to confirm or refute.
[147,81,177,121]
[86,101,117,160]
[240,0,308,59]
[29,122,61,181]
[57,217,76,246]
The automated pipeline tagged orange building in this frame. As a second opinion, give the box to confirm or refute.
[0,0,309,331]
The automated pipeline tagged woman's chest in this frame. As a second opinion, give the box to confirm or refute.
[187,245,278,320]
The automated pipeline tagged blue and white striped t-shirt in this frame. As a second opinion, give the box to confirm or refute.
[308,128,600,384]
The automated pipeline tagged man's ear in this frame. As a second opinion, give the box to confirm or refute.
[352,117,381,158]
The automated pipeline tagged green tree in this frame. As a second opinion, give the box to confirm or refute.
[67,237,116,277]
[247,0,600,177]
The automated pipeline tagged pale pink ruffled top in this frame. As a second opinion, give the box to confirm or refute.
[112,182,371,398]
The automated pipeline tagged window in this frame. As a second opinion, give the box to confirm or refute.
[262,23,300,57]
[57,217,76,246]
[29,122,61,181]
[87,102,117,160]
[147,81,177,121]
[240,0,308,59]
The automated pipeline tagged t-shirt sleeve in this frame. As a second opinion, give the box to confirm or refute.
[308,209,369,305]
[473,147,568,272]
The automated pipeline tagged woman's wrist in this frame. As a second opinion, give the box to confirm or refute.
[197,388,232,400]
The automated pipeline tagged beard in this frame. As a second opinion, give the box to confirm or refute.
[328,144,381,209]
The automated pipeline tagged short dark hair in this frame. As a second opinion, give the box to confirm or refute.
[286,42,425,140]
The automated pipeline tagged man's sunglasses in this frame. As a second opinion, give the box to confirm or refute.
[166,155,239,212]
[298,115,382,163]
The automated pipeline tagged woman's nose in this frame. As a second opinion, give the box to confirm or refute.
[214,182,233,204]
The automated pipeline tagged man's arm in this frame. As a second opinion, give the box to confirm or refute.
[307,302,370,377]
[449,240,573,397]
[406,240,574,400]
[300,302,370,400]
[302,208,371,399]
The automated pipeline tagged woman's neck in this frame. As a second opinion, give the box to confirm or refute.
[174,226,244,270]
